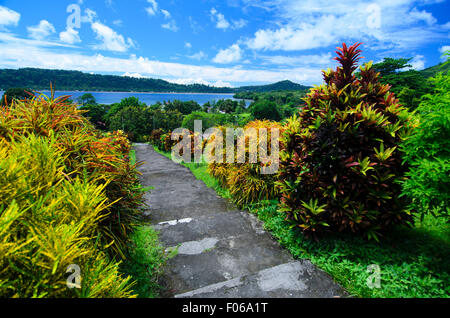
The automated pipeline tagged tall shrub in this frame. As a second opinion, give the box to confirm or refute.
[208,120,283,207]
[0,94,143,257]
[401,53,450,220]
[0,94,143,297]
[277,43,415,240]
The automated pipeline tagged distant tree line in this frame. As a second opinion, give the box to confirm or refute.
[0,68,234,93]
[0,68,312,94]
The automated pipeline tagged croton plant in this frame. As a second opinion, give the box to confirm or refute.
[276,43,416,240]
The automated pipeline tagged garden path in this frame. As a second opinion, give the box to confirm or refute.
[135,143,347,298]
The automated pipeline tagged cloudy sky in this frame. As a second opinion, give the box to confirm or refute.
[0,0,448,87]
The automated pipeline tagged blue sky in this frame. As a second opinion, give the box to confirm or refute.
[0,0,449,87]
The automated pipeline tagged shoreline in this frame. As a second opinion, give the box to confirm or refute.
[26,90,236,95]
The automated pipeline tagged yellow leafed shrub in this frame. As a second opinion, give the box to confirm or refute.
[0,94,142,297]
[207,121,283,207]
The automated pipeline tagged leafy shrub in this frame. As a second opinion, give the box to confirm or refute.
[106,97,146,123]
[80,103,109,131]
[250,100,283,122]
[182,111,234,132]
[401,56,450,220]
[164,99,202,115]
[277,43,415,240]
[0,133,136,297]
[0,94,143,258]
[109,105,184,142]
[1,87,33,106]
[207,120,283,207]
[149,128,165,148]
[371,58,432,110]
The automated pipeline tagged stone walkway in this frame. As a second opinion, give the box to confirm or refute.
[135,144,347,298]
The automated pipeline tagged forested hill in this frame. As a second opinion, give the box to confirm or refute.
[0,68,309,93]
[420,62,450,78]
[0,68,234,93]
[235,80,311,92]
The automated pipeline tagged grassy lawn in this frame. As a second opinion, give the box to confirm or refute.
[124,146,168,298]
[152,145,449,298]
[121,226,167,298]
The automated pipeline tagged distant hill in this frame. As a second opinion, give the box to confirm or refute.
[0,68,234,93]
[235,80,311,93]
[0,68,310,94]
[420,62,450,78]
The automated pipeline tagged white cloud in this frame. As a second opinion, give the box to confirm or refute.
[188,51,207,61]
[162,21,179,32]
[146,0,158,16]
[439,45,450,60]
[211,8,230,29]
[185,42,192,49]
[409,54,426,70]
[210,8,247,30]
[160,9,178,32]
[189,16,203,34]
[213,44,242,64]
[409,8,436,26]
[0,34,323,85]
[244,0,447,52]
[59,28,81,44]
[122,72,147,79]
[439,45,450,53]
[82,8,97,23]
[161,9,171,19]
[0,6,20,29]
[27,20,56,40]
[91,22,134,52]
[232,19,248,29]
[166,78,233,87]
[113,19,123,27]
[259,53,333,66]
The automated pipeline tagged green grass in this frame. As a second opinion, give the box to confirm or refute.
[151,145,450,298]
[121,225,167,298]
[124,146,167,298]
[250,200,449,298]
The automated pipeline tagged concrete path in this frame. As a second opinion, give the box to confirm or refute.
[135,144,347,298]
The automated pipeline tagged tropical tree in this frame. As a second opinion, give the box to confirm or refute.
[1,87,33,106]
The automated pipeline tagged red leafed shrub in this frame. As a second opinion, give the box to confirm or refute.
[277,43,416,240]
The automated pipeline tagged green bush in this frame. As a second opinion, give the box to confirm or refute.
[250,100,282,122]
[207,120,283,207]
[1,87,33,106]
[182,111,234,132]
[109,106,184,142]
[277,43,415,241]
[80,103,109,131]
[164,99,201,115]
[401,55,450,220]
[0,132,135,298]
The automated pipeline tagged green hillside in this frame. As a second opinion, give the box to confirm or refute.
[0,68,310,94]
[420,62,450,78]
[0,68,234,93]
[236,80,311,92]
